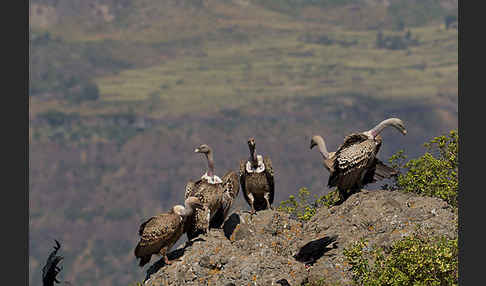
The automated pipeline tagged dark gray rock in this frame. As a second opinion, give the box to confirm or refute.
[304,189,458,284]
[142,189,457,286]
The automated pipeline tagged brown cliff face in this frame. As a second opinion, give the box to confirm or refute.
[142,189,457,285]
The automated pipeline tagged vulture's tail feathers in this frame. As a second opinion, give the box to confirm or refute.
[373,159,399,181]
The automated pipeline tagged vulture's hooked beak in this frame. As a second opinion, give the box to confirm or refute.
[310,140,317,149]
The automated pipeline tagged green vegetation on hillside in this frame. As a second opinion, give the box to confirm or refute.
[29,30,131,99]
[278,187,324,221]
[343,232,458,285]
[30,0,457,119]
[34,110,146,146]
[278,186,345,221]
[388,129,458,209]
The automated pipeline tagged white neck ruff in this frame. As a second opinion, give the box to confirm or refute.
[246,155,265,173]
[201,173,222,184]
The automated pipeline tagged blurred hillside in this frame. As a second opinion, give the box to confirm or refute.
[29,0,457,285]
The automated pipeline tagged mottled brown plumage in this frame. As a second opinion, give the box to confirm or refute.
[329,133,383,191]
[239,137,275,214]
[210,170,240,228]
[311,118,406,199]
[134,197,202,267]
[184,179,224,239]
[184,144,239,240]
[328,118,407,195]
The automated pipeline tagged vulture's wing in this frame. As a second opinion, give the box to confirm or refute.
[263,156,275,205]
[239,160,251,207]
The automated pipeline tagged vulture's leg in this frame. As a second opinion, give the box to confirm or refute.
[247,193,256,214]
[336,188,347,204]
[160,248,172,265]
[184,239,194,248]
[264,192,273,210]
[163,254,172,265]
[351,183,361,196]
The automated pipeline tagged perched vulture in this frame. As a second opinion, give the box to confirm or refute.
[42,240,63,286]
[134,197,203,267]
[184,144,239,240]
[239,137,275,214]
[311,118,407,197]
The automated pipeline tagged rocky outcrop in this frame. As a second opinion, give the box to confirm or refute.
[142,189,458,286]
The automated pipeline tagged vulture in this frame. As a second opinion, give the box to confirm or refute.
[42,240,63,286]
[311,118,407,198]
[184,144,239,240]
[134,196,203,267]
[239,137,275,214]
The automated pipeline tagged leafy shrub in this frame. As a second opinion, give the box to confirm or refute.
[388,130,458,208]
[343,232,458,286]
[278,187,344,221]
[320,189,345,207]
[278,187,322,221]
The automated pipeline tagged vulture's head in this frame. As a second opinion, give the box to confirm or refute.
[175,197,204,217]
[185,196,204,210]
[194,144,211,154]
[390,118,407,135]
[310,135,321,150]
[247,137,256,151]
